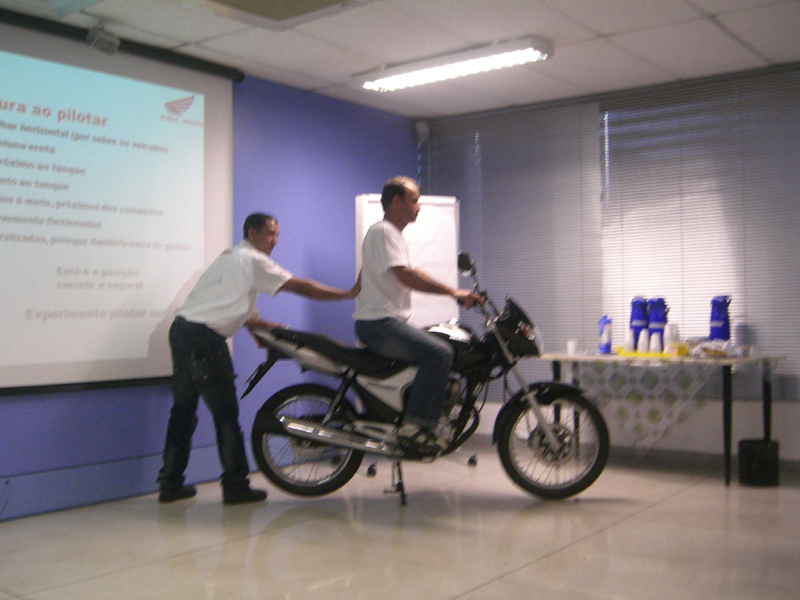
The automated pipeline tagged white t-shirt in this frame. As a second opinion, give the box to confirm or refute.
[175,239,292,338]
[353,220,412,321]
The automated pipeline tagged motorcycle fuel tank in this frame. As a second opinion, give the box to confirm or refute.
[428,322,491,373]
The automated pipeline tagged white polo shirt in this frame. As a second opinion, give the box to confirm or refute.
[175,239,292,338]
[353,220,412,322]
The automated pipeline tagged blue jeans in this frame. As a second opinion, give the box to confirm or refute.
[158,317,251,491]
[355,318,454,429]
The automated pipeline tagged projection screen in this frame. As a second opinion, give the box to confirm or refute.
[0,20,234,390]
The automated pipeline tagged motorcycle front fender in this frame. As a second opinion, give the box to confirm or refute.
[491,381,585,444]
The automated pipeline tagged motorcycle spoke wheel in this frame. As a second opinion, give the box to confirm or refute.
[251,384,363,497]
[497,392,609,499]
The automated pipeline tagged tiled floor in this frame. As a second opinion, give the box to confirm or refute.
[2,435,799,600]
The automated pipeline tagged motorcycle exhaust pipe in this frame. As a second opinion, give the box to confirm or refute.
[277,415,399,457]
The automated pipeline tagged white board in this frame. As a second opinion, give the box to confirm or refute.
[355,194,459,328]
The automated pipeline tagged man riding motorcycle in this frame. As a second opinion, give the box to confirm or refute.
[353,176,484,449]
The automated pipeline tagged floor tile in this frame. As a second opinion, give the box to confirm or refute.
[0,483,269,595]
[26,535,485,600]
[502,482,800,600]
[2,438,798,600]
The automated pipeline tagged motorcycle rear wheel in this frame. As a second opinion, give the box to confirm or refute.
[251,384,364,497]
[496,391,609,499]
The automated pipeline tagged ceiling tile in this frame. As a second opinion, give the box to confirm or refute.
[0,0,795,118]
[611,17,768,78]
[536,38,674,93]
[447,63,592,106]
[317,84,430,117]
[83,0,249,43]
[684,0,788,13]
[181,44,322,89]
[395,0,597,46]
[0,0,58,18]
[718,1,800,63]
[294,0,468,67]
[538,0,701,35]
[381,81,513,117]
[198,27,376,85]
[62,12,185,48]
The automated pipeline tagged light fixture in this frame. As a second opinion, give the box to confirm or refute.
[352,37,553,93]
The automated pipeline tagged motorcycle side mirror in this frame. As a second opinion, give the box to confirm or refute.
[457,252,475,276]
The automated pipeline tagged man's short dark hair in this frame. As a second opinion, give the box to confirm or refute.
[380,176,417,211]
[243,213,276,239]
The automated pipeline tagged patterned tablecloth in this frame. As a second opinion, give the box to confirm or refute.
[540,354,769,447]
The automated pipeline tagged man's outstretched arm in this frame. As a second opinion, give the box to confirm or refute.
[279,273,361,300]
[390,266,483,308]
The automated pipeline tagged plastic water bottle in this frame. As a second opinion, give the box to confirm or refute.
[598,316,612,354]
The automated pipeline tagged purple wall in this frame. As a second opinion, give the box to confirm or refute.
[0,77,417,520]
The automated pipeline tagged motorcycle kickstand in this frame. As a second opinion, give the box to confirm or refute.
[384,460,407,506]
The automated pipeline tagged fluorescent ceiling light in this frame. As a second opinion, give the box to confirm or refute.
[353,37,553,93]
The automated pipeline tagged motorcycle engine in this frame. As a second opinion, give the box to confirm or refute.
[443,375,463,413]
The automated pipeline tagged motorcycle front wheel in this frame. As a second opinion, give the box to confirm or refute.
[251,384,364,497]
[496,390,609,499]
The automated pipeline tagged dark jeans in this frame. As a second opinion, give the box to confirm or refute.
[157,317,250,490]
[355,317,454,429]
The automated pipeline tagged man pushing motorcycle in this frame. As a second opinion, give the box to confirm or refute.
[353,176,484,449]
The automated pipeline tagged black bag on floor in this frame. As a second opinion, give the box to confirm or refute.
[738,439,779,486]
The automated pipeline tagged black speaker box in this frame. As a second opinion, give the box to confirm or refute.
[738,439,779,486]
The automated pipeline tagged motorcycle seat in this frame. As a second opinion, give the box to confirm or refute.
[271,328,404,376]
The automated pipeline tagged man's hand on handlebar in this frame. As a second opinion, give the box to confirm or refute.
[454,289,485,309]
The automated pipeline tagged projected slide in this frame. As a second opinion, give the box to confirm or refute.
[0,49,205,386]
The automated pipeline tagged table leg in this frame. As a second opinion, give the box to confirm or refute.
[723,365,732,485]
[762,359,772,441]
[552,360,561,382]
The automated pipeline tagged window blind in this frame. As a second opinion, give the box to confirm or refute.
[419,102,602,385]
[419,64,800,397]
[599,67,800,380]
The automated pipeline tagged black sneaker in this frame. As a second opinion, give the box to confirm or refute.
[396,421,451,451]
[158,484,197,503]
[395,422,441,453]
[223,486,268,505]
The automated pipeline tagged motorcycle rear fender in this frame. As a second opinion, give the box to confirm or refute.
[491,382,584,444]
[249,328,345,376]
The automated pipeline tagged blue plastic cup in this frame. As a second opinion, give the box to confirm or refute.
[648,298,669,345]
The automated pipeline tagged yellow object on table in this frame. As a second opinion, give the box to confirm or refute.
[613,343,688,358]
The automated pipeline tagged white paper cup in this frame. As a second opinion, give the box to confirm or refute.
[623,330,635,353]
[637,329,650,354]
[649,331,662,354]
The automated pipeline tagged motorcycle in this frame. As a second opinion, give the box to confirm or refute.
[242,252,609,504]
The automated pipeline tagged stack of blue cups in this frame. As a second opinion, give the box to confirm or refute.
[710,296,731,340]
[648,298,669,352]
[630,296,648,351]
